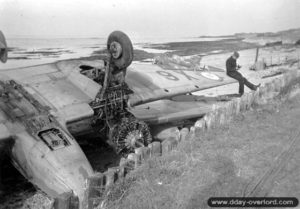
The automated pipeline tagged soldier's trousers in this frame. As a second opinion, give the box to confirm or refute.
[227,71,256,95]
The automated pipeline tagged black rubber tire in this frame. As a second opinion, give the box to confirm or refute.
[107,31,133,70]
[0,31,8,63]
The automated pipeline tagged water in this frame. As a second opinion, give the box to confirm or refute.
[2,37,107,69]
[1,36,228,69]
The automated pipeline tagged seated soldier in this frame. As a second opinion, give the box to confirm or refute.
[226,51,260,96]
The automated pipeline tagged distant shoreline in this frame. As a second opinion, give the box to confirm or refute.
[87,38,259,62]
[4,28,300,68]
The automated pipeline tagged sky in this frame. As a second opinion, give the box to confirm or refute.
[0,0,300,39]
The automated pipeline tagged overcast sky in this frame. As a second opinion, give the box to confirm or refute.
[1,0,300,38]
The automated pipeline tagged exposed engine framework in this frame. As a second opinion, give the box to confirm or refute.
[87,31,152,155]
[90,79,152,154]
[0,80,71,151]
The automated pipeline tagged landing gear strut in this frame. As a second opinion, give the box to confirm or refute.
[106,32,152,155]
[91,31,152,156]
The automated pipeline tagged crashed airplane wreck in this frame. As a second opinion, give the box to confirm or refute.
[0,30,236,208]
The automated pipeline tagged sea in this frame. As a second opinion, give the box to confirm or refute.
[0,36,228,69]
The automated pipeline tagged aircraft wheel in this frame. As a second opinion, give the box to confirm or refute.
[0,31,8,63]
[109,117,152,155]
[107,31,134,70]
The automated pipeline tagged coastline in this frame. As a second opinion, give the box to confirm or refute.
[84,38,259,62]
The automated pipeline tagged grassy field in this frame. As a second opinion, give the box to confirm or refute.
[102,85,300,209]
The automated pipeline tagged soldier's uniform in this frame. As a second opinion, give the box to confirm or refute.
[226,51,259,95]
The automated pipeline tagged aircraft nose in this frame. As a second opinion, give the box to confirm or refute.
[11,131,94,209]
[39,143,94,207]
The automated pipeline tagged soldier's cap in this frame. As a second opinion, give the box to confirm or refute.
[233,51,239,58]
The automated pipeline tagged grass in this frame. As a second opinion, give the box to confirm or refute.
[101,80,300,209]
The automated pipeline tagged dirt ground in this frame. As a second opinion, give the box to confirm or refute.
[103,88,300,209]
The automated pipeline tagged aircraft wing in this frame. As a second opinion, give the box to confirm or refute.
[128,95,217,124]
[126,62,236,106]
[0,60,103,124]
[0,59,234,125]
